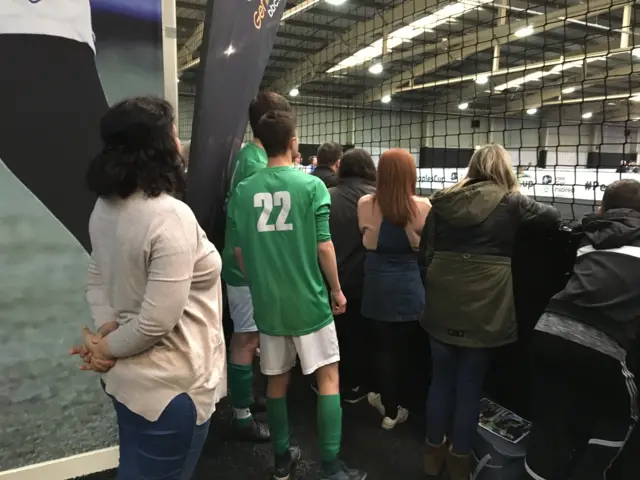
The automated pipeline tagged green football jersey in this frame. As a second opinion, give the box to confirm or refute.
[228,166,333,336]
[222,142,268,286]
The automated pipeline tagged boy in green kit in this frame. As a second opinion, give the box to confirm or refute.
[228,110,367,480]
[222,92,292,442]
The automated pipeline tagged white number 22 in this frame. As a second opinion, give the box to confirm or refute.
[254,191,294,232]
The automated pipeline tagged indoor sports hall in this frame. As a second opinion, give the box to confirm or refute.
[0,1,638,480]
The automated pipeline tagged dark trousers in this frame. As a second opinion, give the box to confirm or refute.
[426,337,490,454]
[335,297,369,391]
[113,393,210,480]
[525,331,638,480]
[370,319,421,418]
[0,35,108,251]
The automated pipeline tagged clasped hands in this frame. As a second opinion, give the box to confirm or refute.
[69,321,118,373]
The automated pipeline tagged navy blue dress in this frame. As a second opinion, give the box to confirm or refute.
[361,217,424,322]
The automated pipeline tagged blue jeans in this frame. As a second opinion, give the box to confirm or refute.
[112,393,210,480]
[426,337,490,455]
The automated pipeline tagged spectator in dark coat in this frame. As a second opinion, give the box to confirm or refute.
[313,142,342,188]
[327,149,376,403]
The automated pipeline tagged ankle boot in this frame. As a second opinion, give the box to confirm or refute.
[445,447,472,480]
[423,440,447,477]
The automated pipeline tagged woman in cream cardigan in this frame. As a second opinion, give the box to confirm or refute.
[71,96,226,480]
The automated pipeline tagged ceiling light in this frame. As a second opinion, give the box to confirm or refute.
[458,102,469,110]
[325,0,348,5]
[381,95,392,104]
[514,25,534,38]
[562,87,576,94]
[289,88,299,97]
[633,48,640,59]
[325,0,493,74]
[526,108,538,115]
[475,75,489,85]
[223,44,235,56]
[368,63,384,75]
[582,111,593,119]
[631,95,640,103]
[607,101,617,106]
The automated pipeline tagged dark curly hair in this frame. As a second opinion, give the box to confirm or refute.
[86,96,186,199]
[338,148,376,183]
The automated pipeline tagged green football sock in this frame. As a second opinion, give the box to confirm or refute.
[318,394,342,463]
[228,362,254,427]
[267,396,290,456]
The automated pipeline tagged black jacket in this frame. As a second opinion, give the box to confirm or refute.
[329,177,375,299]
[546,209,640,351]
[420,181,560,347]
[313,165,339,188]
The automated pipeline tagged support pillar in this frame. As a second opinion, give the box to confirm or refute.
[162,0,179,116]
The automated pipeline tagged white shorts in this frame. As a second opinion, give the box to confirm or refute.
[259,321,340,376]
[227,285,257,333]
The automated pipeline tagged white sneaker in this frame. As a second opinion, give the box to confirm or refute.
[367,392,386,416]
[382,406,409,430]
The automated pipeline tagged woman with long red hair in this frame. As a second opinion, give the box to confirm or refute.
[357,148,431,430]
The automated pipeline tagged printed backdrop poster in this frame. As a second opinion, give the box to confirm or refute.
[0,0,162,471]
[188,0,287,247]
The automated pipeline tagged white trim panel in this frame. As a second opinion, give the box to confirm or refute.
[0,447,118,480]
[577,245,640,259]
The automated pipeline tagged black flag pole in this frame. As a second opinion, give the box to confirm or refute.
[187,0,287,248]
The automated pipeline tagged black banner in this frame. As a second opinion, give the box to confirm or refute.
[187,0,286,248]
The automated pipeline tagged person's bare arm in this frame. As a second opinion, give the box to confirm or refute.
[315,187,346,313]
[414,197,432,235]
[317,240,341,293]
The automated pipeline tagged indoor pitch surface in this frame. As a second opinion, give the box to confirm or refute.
[80,367,637,480]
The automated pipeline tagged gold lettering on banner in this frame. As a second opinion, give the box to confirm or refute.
[254,0,268,29]
[253,0,281,30]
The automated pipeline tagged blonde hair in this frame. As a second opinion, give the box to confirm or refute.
[446,143,519,193]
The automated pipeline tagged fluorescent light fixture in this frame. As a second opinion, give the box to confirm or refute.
[381,95,392,104]
[475,75,489,85]
[494,56,609,92]
[582,111,593,119]
[368,63,384,74]
[562,86,576,94]
[633,48,640,59]
[325,0,348,4]
[282,0,323,20]
[526,108,538,115]
[630,95,640,103]
[326,0,492,73]
[458,102,469,110]
[514,25,534,38]
[289,88,300,97]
